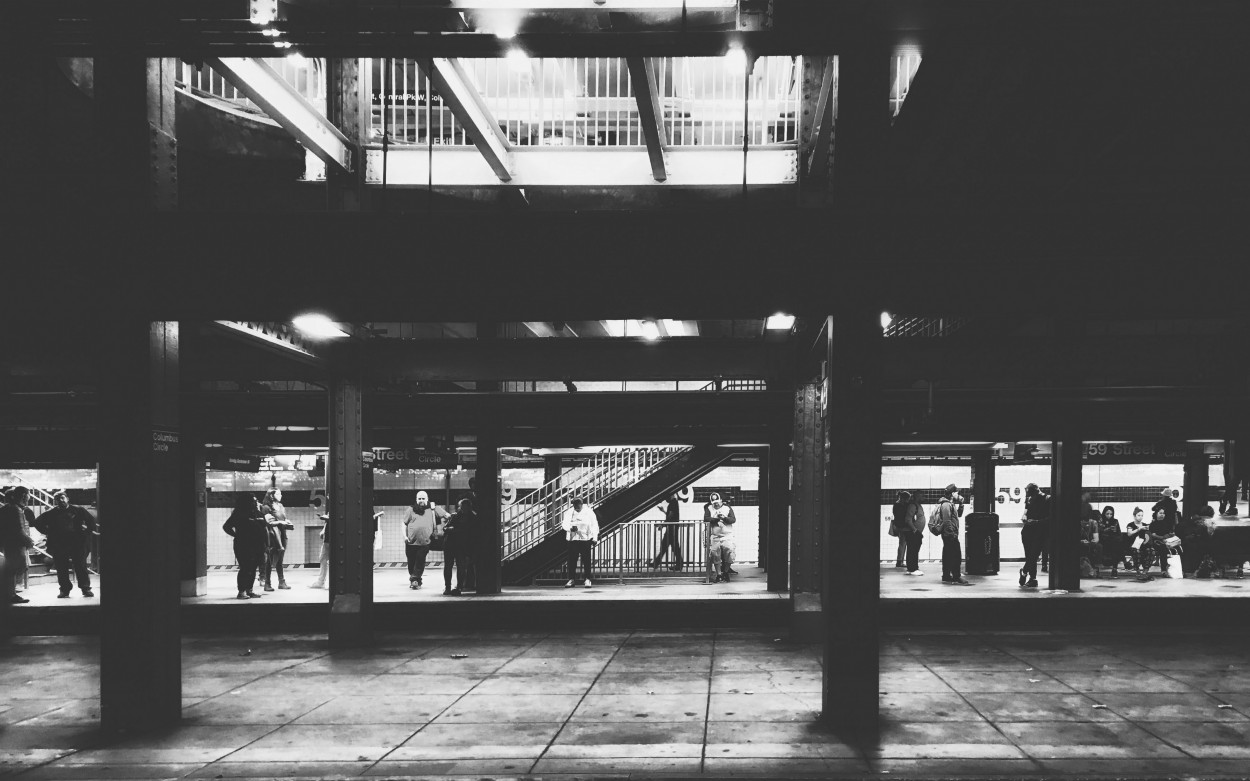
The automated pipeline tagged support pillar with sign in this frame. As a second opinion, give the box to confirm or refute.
[475,433,502,594]
[328,357,372,647]
[1048,436,1083,592]
[972,451,994,514]
[98,322,181,735]
[822,313,882,731]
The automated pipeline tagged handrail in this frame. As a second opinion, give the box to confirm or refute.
[502,446,688,560]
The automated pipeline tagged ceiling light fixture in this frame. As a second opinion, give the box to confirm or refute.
[292,313,349,340]
[723,43,748,74]
[765,313,795,331]
[506,48,531,73]
[880,311,893,330]
[641,320,661,341]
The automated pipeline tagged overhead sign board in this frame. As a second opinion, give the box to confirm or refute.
[207,449,262,473]
[371,449,459,470]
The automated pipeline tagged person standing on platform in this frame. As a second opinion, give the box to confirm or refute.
[402,490,447,590]
[901,491,926,576]
[442,497,476,595]
[890,491,910,568]
[309,510,330,589]
[1019,483,1050,588]
[649,491,684,571]
[936,484,969,585]
[563,495,599,588]
[223,493,267,600]
[33,492,97,598]
[704,493,737,583]
[259,489,293,591]
[1,487,35,605]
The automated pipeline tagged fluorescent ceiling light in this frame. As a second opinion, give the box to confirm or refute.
[292,313,349,340]
[641,320,661,341]
[880,311,893,330]
[992,442,1010,449]
[765,313,795,331]
[882,442,995,447]
[450,1,734,8]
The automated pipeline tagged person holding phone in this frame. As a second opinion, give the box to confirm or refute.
[562,495,599,588]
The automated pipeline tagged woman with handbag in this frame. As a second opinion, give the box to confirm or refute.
[260,489,294,591]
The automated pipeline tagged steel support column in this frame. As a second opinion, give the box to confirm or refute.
[98,321,181,735]
[766,434,791,591]
[326,57,364,210]
[822,313,881,731]
[179,429,207,597]
[790,382,824,639]
[328,360,371,647]
[1048,437,1083,592]
[972,451,994,514]
[475,433,502,594]
[1183,445,1210,519]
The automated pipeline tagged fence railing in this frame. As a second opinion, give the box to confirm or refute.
[501,446,688,559]
[175,57,326,112]
[364,55,801,148]
[883,316,968,338]
[532,520,710,583]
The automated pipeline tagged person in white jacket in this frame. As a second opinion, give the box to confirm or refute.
[562,496,599,588]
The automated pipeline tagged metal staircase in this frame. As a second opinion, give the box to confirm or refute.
[501,444,748,585]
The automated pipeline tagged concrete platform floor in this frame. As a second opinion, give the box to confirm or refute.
[4,628,1250,779]
[880,562,1250,598]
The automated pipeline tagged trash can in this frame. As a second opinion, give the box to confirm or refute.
[964,512,1000,575]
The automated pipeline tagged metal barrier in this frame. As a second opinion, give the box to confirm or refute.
[364,56,801,148]
[175,57,325,112]
[533,520,710,584]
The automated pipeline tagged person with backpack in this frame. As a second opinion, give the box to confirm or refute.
[1019,483,1050,588]
[929,484,969,584]
[900,491,927,576]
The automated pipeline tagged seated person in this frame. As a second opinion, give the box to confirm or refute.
[1124,507,1150,572]
[1096,505,1124,576]
[1147,506,1179,577]
[1177,506,1215,576]
[1079,508,1101,576]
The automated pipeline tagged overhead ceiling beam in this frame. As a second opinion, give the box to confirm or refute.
[339,337,793,382]
[625,56,668,182]
[417,57,513,180]
[209,57,353,173]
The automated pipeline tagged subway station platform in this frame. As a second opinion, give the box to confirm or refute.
[3,627,1250,779]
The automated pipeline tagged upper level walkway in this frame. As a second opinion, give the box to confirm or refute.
[3,627,1249,779]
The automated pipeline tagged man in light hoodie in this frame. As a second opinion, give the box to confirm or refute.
[705,493,737,583]
[562,495,599,588]
[402,491,448,590]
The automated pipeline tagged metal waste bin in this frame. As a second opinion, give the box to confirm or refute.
[964,512,1000,575]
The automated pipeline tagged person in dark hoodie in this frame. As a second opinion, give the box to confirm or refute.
[33,491,97,598]
[223,493,267,600]
[442,497,476,596]
[937,484,969,585]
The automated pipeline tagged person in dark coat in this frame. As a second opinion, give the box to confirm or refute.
[222,493,267,600]
[649,491,684,571]
[442,498,475,596]
[33,492,97,597]
[1,487,36,605]
[1097,506,1124,577]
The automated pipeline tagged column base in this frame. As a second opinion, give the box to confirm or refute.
[180,576,207,597]
[790,592,825,643]
[328,593,371,648]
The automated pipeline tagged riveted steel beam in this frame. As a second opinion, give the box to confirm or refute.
[625,56,668,182]
[417,57,513,181]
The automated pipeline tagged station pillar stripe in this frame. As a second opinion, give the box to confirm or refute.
[98,321,182,735]
[329,356,372,647]
[1049,436,1083,592]
[475,433,502,595]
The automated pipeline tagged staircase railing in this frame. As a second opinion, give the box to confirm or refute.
[501,446,689,559]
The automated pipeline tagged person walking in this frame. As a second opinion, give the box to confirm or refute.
[223,493,267,600]
[563,495,599,588]
[649,491,684,571]
[901,490,926,576]
[890,491,910,568]
[1019,482,1050,588]
[1,487,35,605]
[259,489,293,591]
[442,497,476,595]
[402,490,447,589]
[936,484,969,585]
[33,491,97,598]
[704,493,737,583]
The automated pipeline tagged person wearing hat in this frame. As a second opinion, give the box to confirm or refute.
[705,493,737,583]
[936,484,969,584]
[1019,482,1050,588]
[33,491,98,598]
[402,490,448,590]
[1152,487,1180,530]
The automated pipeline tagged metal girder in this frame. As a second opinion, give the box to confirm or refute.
[417,57,513,181]
[347,337,793,382]
[208,321,326,369]
[625,57,668,182]
[804,56,835,179]
[209,57,353,172]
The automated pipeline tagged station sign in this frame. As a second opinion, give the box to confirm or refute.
[1082,441,1191,463]
[371,448,458,470]
[207,449,262,473]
